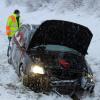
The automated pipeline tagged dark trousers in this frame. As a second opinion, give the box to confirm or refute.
[7,37,12,57]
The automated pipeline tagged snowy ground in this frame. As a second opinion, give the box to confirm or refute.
[0,1,100,100]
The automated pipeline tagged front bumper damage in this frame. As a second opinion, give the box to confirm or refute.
[51,79,80,95]
[23,72,95,95]
[23,73,81,93]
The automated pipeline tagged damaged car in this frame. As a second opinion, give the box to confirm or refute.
[8,20,95,96]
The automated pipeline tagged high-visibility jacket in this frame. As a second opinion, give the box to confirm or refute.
[6,14,21,37]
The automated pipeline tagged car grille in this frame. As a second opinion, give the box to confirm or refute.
[50,68,82,80]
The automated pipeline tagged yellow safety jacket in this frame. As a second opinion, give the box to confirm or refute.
[6,13,21,37]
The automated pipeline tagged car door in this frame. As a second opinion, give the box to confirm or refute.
[12,26,26,73]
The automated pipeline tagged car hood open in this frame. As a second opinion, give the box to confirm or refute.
[28,20,93,55]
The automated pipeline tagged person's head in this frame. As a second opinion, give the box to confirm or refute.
[14,9,20,17]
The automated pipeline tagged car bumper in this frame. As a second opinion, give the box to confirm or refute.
[23,73,95,94]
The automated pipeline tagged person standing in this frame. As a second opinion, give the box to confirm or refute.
[6,9,21,56]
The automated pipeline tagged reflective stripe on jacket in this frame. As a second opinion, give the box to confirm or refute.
[6,14,21,37]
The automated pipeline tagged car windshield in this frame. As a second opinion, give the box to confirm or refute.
[34,45,80,55]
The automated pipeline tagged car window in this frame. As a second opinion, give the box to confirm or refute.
[15,27,26,47]
[23,25,33,48]
[23,25,38,49]
[15,25,38,49]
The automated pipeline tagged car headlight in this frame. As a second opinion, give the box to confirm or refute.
[31,65,45,74]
